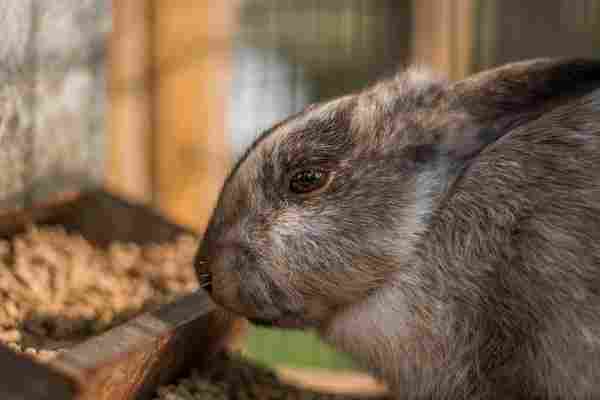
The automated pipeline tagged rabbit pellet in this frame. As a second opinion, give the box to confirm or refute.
[0,226,198,361]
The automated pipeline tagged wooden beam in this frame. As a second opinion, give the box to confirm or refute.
[276,367,388,397]
[107,0,154,203]
[153,1,235,232]
[53,292,234,400]
[411,0,476,80]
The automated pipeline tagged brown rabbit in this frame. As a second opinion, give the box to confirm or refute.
[196,58,600,400]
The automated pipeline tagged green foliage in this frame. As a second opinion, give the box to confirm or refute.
[244,325,358,371]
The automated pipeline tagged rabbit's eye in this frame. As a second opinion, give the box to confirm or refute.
[289,169,329,194]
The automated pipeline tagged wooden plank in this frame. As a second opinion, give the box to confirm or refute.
[0,189,188,243]
[0,189,237,400]
[0,344,78,400]
[39,189,193,246]
[451,0,476,80]
[471,0,498,72]
[276,367,388,397]
[411,0,476,80]
[107,0,154,203]
[153,0,235,232]
[52,292,235,400]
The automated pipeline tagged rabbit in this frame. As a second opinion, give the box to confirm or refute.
[195,58,600,400]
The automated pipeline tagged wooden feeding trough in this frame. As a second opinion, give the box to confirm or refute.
[0,189,238,400]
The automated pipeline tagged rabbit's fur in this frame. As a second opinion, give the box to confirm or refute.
[197,58,600,399]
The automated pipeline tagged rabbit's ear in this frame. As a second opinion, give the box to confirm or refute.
[439,58,600,161]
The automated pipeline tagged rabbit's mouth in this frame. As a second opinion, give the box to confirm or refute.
[249,314,315,330]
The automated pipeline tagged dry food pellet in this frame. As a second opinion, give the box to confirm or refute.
[0,225,199,361]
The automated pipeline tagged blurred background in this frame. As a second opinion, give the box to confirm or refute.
[2,0,600,372]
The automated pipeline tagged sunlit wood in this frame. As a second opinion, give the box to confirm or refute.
[153,1,235,232]
[107,0,154,202]
[411,0,475,80]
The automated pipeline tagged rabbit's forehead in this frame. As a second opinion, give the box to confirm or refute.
[271,95,356,146]
[230,68,445,190]
[245,96,357,168]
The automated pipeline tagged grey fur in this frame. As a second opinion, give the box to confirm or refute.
[196,58,600,399]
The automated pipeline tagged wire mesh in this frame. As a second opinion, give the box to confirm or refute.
[0,0,110,210]
[229,0,412,157]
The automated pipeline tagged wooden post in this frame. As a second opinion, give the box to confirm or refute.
[107,0,154,203]
[411,0,476,80]
[153,1,235,233]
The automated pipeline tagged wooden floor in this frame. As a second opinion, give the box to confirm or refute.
[276,367,389,397]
